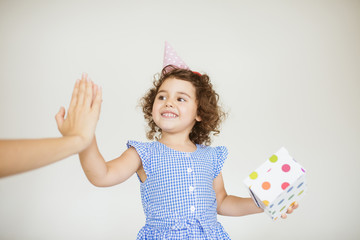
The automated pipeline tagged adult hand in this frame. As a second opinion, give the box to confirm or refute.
[55,73,102,150]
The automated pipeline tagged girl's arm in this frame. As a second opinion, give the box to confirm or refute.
[213,172,263,216]
[79,137,142,187]
[213,172,298,217]
[0,74,102,178]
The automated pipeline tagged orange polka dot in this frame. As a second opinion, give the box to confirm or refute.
[262,181,271,190]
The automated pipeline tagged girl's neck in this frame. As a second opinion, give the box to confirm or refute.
[158,133,197,152]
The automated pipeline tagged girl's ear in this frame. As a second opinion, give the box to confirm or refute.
[195,115,202,122]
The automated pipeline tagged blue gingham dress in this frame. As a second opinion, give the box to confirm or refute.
[127,140,231,239]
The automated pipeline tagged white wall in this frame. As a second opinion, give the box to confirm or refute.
[0,0,359,239]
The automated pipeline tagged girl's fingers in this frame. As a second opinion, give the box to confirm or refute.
[82,72,88,80]
[285,202,298,215]
[68,79,80,113]
[84,78,94,107]
[92,85,102,116]
[77,73,88,107]
[92,82,98,105]
[286,207,294,214]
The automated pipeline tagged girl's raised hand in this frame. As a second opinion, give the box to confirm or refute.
[55,73,102,150]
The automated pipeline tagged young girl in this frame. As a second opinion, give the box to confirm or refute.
[78,47,297,239]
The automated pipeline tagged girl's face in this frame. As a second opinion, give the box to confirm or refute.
[152,77,201,137]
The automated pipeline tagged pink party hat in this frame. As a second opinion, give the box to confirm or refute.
[163,41,189,69]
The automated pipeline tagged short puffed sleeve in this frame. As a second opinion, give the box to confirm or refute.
[127,140,151,177]
[213,146,228,178]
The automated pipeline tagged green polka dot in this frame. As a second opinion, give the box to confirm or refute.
[249,171,258,180]
[269,155,278,163]
[298,190,304,196]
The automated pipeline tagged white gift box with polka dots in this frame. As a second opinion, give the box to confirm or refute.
[243,147,307,221]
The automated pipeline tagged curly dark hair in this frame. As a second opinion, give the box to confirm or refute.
[141,65,226,145]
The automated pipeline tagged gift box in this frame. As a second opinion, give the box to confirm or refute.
[243,147,307,221]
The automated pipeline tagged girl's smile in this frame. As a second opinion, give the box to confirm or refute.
[161,110,178,119]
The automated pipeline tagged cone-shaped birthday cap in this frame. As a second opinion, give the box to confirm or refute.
[163,41,189,69]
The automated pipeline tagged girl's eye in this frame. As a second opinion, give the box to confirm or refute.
[177,98,185,102]
[158,95,166,100]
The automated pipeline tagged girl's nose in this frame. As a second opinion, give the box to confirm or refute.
[165,100,173,108]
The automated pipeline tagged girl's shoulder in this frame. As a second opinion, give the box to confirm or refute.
[127,140,157,150]
[197,144,228,155]
[127,140,173,154]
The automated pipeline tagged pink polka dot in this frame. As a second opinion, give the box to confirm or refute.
[281,182,290,190]
[282,164,291,172]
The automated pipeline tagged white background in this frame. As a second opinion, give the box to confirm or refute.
[0,0,359,239]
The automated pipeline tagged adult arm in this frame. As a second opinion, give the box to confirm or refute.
[0,74,102,177]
